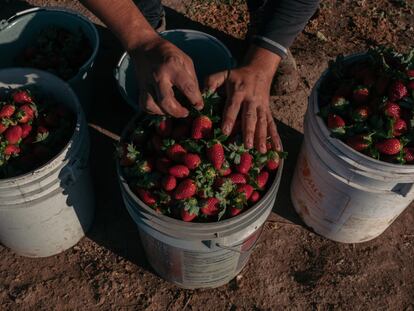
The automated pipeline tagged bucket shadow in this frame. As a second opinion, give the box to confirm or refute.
[273,121,307,226]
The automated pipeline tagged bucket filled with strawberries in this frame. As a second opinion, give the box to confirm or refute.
[0,87,75,178]
[117,92,286,223]
[318,47,414,164]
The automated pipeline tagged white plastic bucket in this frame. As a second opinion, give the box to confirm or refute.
[0,7,100,112]
[114,29,235,110]
[0,68,95,257]
[117,117,284,289]
[291,54,414,243]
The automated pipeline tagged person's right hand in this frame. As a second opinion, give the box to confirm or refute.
[130,36,203,117]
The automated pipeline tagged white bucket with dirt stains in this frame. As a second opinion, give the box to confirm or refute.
[0,68,95,257]
[291,55,414,243]
[117,117,284,289]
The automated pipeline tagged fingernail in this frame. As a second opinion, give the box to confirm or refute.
[246,139,253,149]
[260,143,267,153]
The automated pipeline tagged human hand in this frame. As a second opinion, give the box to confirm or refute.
[130,36,203,117]
[205,46,282,153]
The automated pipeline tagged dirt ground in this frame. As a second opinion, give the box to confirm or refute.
[1,0,414,310]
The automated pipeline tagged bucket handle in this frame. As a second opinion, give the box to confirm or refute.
[215,226,264,254]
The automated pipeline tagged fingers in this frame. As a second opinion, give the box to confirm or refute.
[242,101,257,149]
[221,92,243,136]
[267,111,282,151]
[255,107,267,153]
[140,91,164,115]
[204,71,227,92]
[174,65,204,110]
[157,80,189,118]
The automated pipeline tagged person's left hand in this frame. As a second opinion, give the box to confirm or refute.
[205,46,282,153]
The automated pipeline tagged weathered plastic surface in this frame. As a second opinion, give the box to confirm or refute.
[114,29,235,110]
[0,7,99,113]
[117,117,284,289]
[291,54,414,243]
[0,68,95,257]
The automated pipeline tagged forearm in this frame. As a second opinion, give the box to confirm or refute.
[243,45,281,79]
[252,0,320,57]
[80,0,158,51]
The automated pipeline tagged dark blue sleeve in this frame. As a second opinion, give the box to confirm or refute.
[251,0,320,57]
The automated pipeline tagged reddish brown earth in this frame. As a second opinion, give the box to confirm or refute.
[0,0,413,310]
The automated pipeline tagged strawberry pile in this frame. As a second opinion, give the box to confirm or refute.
[319,47,414,164]
[118,92,285,222]
[15,26,92,81]
[0,88,75,178]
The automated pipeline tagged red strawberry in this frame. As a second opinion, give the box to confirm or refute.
[200,197,220,216]
[403,147,414,163]
[12,90,32,104]
[408,81,414,91]
[230,207,243,217]
[0,104,15,118]
[375,138,402,155]
[257,171,269,189]
[162,175,177,191]
[388,80,408,101]
[220,166,232,176]
[174,179,197,200]
[207,142,224,170]
[119,143,138,166]
[346,134,370,151]
[169,165,190,178]
[0,122,8,134]
[4,125,22,144]
[266,151,280,171]
[155,157,171,174]
[136,188,157,206]
[237,184,254,200]
[407,69,414,78]
[384,102,401,119]
[352,86,369,104]
[17,105,35,123]
[180,198,199,222]
[4,144,20,156]
[249,191,260,203]
[183,153,201,170]
[166,143,187,162]
[229,173,247,184]
[155,118,172,137]
[327,113,345,133]
[35,126,49,142]
[191,115,213,139]
[352,105,370,121]
[392,119,407,137]
[235,152,253,174]
[21,124,32,139]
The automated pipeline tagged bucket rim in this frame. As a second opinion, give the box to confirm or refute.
[3,6,100,83]
[0,68,83,184]
[310,52,414,173]
[114,29,236,110]
[116,113,284,230]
